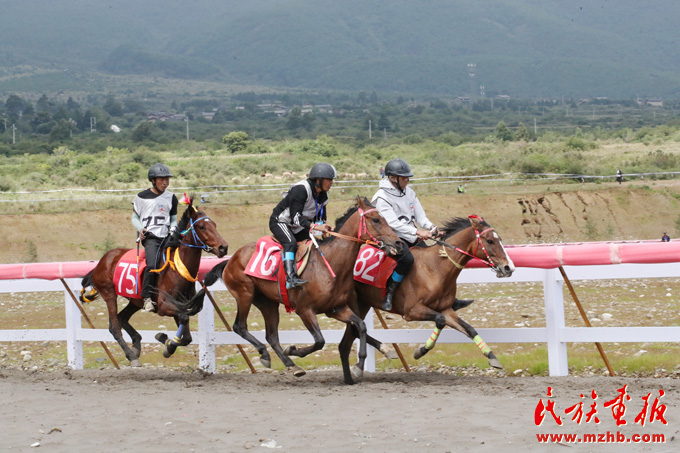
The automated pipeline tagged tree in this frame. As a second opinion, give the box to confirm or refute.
[378,113,391,132]
[131,121,155,142]
[222,131,249,153]
[103,96,124,117]
[286,106,303,131]
[514,122,531,141]
[495,121,513,141]
[49,120,73,143]
[5,94,26,118]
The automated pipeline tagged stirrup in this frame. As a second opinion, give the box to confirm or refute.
[286,277,308,289]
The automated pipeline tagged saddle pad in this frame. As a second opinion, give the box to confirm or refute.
[353,244,397,289]
[113,249,147,298]
[244,237,283,281]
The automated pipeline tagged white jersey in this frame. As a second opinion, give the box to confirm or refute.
[372,178,434,244]
[132,189,178,238]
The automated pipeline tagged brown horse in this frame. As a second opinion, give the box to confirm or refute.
[79,198,228,366]
[343,215,515,377]
[192,197,403,384]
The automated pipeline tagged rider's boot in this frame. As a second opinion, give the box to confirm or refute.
[141,269,158,313]
[284,258,307,289]
[452,297,475,311]
[382,273,403,311]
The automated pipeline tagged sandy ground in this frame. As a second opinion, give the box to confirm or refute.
[1,368,678,452]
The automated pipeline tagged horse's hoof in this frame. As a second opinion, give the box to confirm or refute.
[155,333,168,344]
[290,365,306,377]
[414,346,427,360]
[282,345,295,356]
[488,357,503,369]
[259,358,271,368]
[350,365,364,380]
[379,344,398,359]
[130,359,142,367]
[162,348,172,359]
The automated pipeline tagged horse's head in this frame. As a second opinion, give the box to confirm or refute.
[467,215,515,278]
[353,196,404,256]
[177,197,229,258]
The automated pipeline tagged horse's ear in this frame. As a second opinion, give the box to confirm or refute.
[356,195,365,208]
[468,215,482,228]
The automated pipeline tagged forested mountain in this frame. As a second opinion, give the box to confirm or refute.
[1,0,679,98]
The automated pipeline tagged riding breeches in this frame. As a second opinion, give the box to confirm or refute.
[393,239,427,276]
[269,219,310,255]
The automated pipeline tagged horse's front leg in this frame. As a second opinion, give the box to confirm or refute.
[156,316,191,358]
[323,305,367,384]
[441,309,502,369]
[403,304,447,361]
[101,291,141,367]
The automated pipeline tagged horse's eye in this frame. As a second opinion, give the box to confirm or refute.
[486,239,494,245]
[372,217,380,224]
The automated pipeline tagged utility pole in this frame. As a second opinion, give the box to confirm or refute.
[368,120,372,139]
[534,118,537,135]
[12,124,16,144]
[90,116,96,132]
[185,117,189,140]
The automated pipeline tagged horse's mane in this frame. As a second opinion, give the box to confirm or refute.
[176,197,196,232]
[328,197,375,243]
[440,216,490,240]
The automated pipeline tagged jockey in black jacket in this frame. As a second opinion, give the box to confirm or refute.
[269,163,337,288]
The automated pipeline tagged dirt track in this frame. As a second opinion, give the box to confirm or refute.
[0,368,678,452]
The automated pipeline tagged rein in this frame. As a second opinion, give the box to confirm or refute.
[434,216,497,270]
[322,207,383,248]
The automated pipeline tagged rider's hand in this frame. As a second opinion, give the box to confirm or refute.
[139,228,147,241]
[416,228,433,240]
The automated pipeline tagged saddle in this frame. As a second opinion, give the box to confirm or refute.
[112,249,147,298]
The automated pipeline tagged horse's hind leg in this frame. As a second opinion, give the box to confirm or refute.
[254,299,305,376]
[101,291,142,367]
[232,294,273,369]
[118,301,143,357]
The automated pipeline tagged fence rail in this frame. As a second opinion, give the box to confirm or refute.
[1,262,679,376]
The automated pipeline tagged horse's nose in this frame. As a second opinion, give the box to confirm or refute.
[218,244,229,258]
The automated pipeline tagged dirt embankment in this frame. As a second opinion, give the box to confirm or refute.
[3,183,679,264]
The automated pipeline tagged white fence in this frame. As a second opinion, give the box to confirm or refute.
[1,263,680,376]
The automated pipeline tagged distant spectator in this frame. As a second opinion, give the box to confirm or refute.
[616,168,623,184]
[457,184,465,194]
[662,232,670,242]
[379,167,385,178]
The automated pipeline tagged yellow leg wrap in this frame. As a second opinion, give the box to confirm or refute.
[425,327,442,349]
[473,335,491,355]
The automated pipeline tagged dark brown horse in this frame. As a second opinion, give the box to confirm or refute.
[192,197,403,384]
[79,198,228,366]
[343,215,515,377]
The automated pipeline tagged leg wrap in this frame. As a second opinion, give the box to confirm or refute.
[425,327,442,349]
[473,334,491,355]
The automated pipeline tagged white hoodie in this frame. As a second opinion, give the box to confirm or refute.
[371,178,435,244]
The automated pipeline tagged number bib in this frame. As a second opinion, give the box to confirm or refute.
[353,244,397,288]
[113,249,146,298]
[244,237,283,281]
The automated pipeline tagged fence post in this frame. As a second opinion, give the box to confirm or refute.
[197,286,216,373]
[543,268,568,376]
[364,308,376,372]
[63,278,83,369]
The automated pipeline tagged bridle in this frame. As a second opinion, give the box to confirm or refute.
[179,215,214,253]
[435,215,498,271]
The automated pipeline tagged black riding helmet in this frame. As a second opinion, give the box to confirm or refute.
[385,158,413,193]
[309,162,337,180]
[384,158,414,177]
[148,163,173,181]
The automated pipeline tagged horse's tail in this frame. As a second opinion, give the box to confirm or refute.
[178,259,229,317]
[79,270,100,303]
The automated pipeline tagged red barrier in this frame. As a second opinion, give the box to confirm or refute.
[1,240,679,280]
[0,256,229,281]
